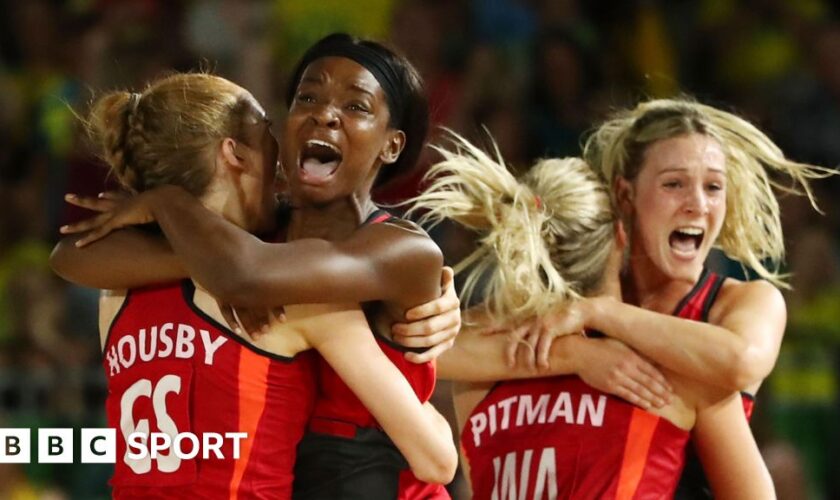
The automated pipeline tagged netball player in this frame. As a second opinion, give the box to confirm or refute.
[53,34,459,498]
[408,131,776,498]
[512,98,833,497]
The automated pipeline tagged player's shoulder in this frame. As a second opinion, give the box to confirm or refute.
[712,277,784,321]
[356,210,437,252]
[362,210,429,236]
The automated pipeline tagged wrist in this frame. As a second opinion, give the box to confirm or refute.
[579,296,599,330]
[552,334,587,374]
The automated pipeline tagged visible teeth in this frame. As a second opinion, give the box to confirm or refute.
[676,227,703,236]
[305,140,340,154]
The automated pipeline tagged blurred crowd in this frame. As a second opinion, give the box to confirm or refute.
[0,0,838,498]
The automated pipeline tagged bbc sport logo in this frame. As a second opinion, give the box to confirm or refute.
[0,429,247,464]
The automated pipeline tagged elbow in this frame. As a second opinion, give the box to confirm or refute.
[49,239,81,283]
[49,242,68,278]
[726,347,765,392]
[412,446,458,485]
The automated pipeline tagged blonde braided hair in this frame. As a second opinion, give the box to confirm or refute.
[86,73,258,196]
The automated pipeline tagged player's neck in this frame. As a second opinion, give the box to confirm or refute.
[286,194,377,242]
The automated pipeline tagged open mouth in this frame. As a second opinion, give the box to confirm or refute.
[299,140,342,180]
[669,227,704,254]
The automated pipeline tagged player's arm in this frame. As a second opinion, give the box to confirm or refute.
[577,280,786,391]
[692,387,776,499]
[450,380,489,500]
[58,185,443,309]
[299,304,458,485]
[436,309,672,409]
[51,230,186,289]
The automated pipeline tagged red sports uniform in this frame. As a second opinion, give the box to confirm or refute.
[103,280,316,499]
[460,269,739,499]
[673,268,754,499]
[461,375,690,500]
[293,210,449,500]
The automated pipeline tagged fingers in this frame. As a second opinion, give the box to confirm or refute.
[72,217,119,247]
[235,307,273,339]
[440,266,454,290]
[636,360,674,397]
[524,329,540,369]
[269,306,287,324]
[506,325,529,368]
[60,212,113,236]
[507,327,538,370]
[63,194,118,212]
[611,359,672,408]
[403,293,460,322]
[219,304,246,336]
[404,267,460,321]
[393,308,460,338]
[614,385,654,410]
[97,191,130,201]
[535,325,554,370]
[404,338,455,364]
[616,375,664,410]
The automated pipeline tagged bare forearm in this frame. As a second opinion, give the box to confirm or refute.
[145,187,336,304]
[50,231,186,289]
[148,186,442,308]
[586,298,748,390]
[145,186,267,301]
[694,392,776,499]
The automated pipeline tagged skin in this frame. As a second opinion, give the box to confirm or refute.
[435,226,674,411]
[622,134,727,288]
[474,133,784,402]
[447,239,775,498]
[53,68,461,482]
[551,133,787,396]
[284,56,406,207]
[52,57,460,362]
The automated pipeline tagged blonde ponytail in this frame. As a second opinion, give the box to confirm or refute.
[408,131,615,324]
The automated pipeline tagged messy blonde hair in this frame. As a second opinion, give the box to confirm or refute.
[583,98,834,288]
[408,131,615,324]
[86,73,260,196]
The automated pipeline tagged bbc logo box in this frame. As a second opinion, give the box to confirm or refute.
[0,429,30,463]
[0,428,116,464]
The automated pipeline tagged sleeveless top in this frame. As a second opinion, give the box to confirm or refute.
[104,280,316,499]
[293,210,449,500]
[459,268,745,499]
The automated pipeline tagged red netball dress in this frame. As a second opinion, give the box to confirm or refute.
[292,210,449,500]
[458,270,746,499]
[461,375,690,500]
[104,280,316,499]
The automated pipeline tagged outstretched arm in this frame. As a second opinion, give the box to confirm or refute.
[580,281,786,391]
